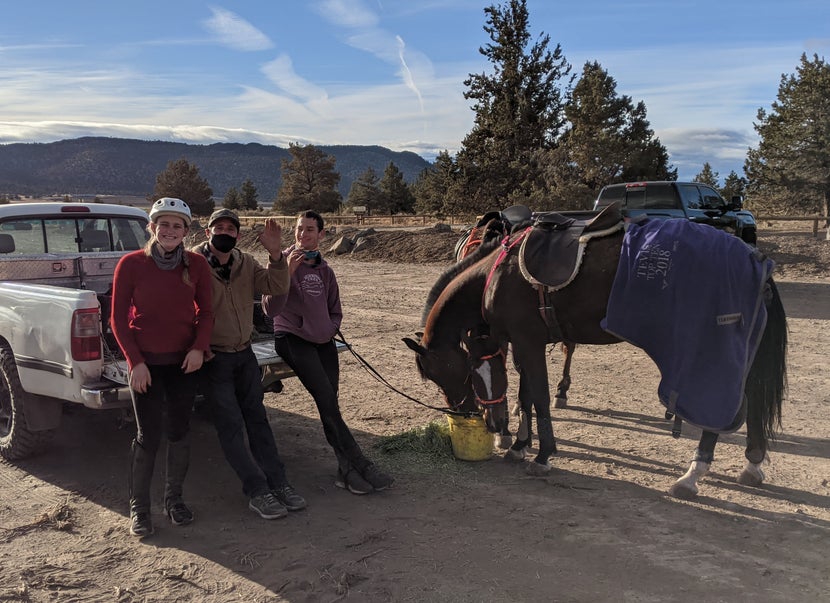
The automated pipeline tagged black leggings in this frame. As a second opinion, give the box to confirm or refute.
[274,333,365,469]
[131,363,198,453]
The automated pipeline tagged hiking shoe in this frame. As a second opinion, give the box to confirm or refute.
[248,491,288,519]
[129,511,154,537]
[272,484,307,511]
[362,463,395,491]
[165,499,194,526]
[335,468,374,495]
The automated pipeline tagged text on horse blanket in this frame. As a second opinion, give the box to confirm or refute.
[601,219,774,432]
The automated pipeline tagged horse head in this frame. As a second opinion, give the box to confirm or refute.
[403,333,476,413]
[461,330,509,435]
[403,329,509,435]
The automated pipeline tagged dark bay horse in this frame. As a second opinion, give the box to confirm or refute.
[454,207,577,408]
[404,219,787,498]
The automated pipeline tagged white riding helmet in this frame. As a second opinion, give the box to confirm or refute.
[149,197,192,227]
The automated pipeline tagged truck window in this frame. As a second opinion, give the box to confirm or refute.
[678,184,703,210]
[0,220,44,254]
[45,219,85,253]
[625,188,646,209]
[698,186,726,210]
[643,183,676,209]
[112,218,149,250]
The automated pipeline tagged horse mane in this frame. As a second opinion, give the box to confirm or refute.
[419,229,501,327]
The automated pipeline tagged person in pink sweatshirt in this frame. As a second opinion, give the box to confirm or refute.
[262,210,394,495]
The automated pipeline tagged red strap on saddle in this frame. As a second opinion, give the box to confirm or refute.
[460,226,484,259]
[482,228,530,319]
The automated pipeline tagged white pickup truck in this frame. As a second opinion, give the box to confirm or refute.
[0,202,304,460]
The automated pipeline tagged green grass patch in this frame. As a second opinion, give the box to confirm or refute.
[374,420,454,459]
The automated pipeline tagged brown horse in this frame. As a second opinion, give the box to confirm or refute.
[454,207,577,408]
[404,218,787,498]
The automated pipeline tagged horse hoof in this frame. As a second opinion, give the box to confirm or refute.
[496,435,513,450]
[503,448,526,463]
[738,468,764,487]
[554,397,568,409]
[525,460,551,476]
[668,482,698,500]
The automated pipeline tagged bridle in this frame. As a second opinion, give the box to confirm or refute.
[468,346,507,408]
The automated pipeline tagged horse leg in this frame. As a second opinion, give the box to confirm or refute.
[553,341,574,409]
[513,347,556,474]
[738,400,769,487]
[504,401,531,461]
[669,430,718,499]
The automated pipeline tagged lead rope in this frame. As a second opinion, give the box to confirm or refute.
[334,330,480,418]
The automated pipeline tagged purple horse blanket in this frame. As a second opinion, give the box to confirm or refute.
[601,219,775,432]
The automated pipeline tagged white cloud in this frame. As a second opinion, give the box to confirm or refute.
[314,0,378,28]
[261,55,328,104]
[202,7,274,51]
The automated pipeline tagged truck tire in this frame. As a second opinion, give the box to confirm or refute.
[0,343,54,460]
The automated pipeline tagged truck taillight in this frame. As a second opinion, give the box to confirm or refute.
[71,308,101,361]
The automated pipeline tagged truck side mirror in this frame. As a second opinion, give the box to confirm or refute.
[730,195,744,210]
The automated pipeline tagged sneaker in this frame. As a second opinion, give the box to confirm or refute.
[129,511,154,537]
[334,468,374,495]
[165,499,194,526]
[248,491,288,520]
[362,463,395,491]
[272,484,307,511]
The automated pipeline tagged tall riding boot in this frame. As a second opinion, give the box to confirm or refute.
[164,437,194,526]
[129,440,156,537]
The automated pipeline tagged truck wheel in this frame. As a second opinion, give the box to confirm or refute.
[0,343,53,460]
[741,229,757,246]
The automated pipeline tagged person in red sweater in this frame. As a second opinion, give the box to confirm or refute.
[111,198,213,538]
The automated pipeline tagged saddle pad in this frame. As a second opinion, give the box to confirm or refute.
[601,219,774,433]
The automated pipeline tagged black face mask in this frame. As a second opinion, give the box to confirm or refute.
[210,233,237,253]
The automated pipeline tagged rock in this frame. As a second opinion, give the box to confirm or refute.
[329,236,355,255]
[352,237,371,253]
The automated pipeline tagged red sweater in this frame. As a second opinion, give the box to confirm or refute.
[111,250,214,369]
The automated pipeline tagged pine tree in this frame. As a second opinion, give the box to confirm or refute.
[411,151,458,215]
[534,61,675,210]
[379,162,415,214]
[346,167,381,214]
[149,158,214,217]
[721,171,747,204]
[694,163,720,188]
[240,179,259,210]
[273,143,342,214]
[456,0,573,212]
[745,53,830,219]
[223,187,240,210]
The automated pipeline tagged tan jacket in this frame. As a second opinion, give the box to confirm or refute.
[192,245,290,352]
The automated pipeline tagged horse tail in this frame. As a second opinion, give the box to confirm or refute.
[745,278,788,446]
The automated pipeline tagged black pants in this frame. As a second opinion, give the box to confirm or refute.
[274,333,366,471]
[203,347,287,497]
[132,363,198,452]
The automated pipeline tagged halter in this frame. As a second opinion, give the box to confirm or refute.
[469,347,507,407]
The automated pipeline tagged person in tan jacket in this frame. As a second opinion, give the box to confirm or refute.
[193,208,306,520]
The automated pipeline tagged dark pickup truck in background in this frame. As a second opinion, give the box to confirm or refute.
[593,181,757,245]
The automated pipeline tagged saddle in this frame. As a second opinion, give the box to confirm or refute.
[519,202,624,291]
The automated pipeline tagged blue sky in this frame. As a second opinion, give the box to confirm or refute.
[2,1,828,181]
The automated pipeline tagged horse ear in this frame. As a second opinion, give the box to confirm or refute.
[402,337,427,356]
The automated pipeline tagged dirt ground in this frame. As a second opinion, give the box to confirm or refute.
[1,223,828,602]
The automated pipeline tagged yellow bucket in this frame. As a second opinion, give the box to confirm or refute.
[446,414,492,461]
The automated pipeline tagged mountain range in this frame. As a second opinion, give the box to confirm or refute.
[0,137,432,203]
